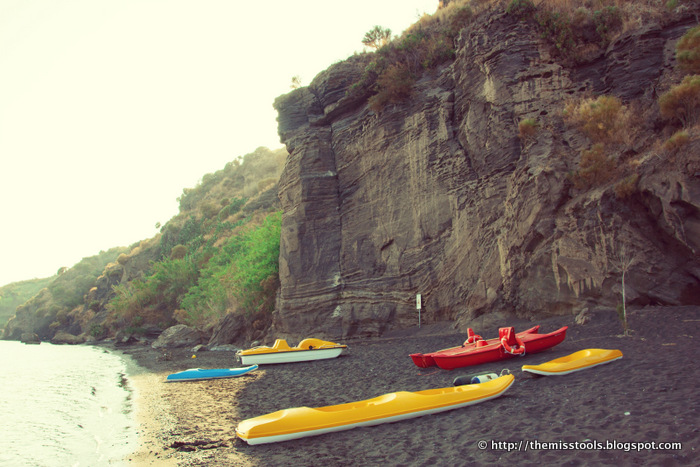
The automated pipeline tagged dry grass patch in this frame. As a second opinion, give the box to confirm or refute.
[663,129,691,152]
[518,118,540,141]
[564,95,632,145]
[659,75,700,128]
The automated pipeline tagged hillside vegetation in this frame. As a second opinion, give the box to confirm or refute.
[356,0,697,111]
[0,277,54,327]
[2,147,287,343]
[3,248,128,340]
[4,0,699,344]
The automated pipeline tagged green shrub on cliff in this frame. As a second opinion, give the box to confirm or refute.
[353,1,474,112]
[518,118,540,141]
[180,211,282,326]
[658,75,700,127]
[159,215,204,259]
[663,130,690,152]
[676,25,700,74]
[535,10,575,57]
[564,95,630,145]
[592,7,623,46]
[108,255,199,326]
[368,63,415,112]
[506,0,536,19]
[362,26,392,50]
[568,143,618,189]
[521,3,623,61]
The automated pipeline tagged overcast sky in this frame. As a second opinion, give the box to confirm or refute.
[0,0,437,286]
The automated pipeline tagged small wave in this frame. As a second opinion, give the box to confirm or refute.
[0,341,137,466]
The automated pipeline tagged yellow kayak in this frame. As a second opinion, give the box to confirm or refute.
[236,374,514,445]
[238,338,348,365]
[521,349,623,376]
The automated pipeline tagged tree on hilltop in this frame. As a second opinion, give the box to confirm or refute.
[362,26,392,50]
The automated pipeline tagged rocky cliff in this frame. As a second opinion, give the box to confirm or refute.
[271,4,700,339]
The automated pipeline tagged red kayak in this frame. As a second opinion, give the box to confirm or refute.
[410,325,568,370]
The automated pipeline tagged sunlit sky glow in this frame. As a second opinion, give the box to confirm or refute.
[0,0,437,286]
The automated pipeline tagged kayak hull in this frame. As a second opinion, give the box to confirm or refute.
[240,347,346,365]
[411,326,568,370]
[521,349,623,376]
[236,374,515,445]
[409,326,541,368]
[166,364,258,382]
[239,338,347,365]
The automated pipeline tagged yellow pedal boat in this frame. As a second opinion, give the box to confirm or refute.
[521,349,623,376]
[238,338,347,365]
[236,374,515,445]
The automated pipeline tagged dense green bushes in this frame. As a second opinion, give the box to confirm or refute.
[108,211,282,330]
[108,255,199,326]
[180,211,282,326]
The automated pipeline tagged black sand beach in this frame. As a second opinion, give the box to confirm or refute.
[122,305,699,466]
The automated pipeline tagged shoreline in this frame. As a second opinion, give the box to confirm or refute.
[117,306,698,466]
[118,344,260,466]
[118,349,179,466]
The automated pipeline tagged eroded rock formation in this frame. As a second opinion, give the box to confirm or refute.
[271,8,700,339]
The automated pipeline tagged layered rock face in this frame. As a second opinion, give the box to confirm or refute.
[272,10,700,339]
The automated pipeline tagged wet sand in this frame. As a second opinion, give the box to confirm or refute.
[122,306,699,466]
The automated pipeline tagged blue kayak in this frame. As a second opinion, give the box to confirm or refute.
[166,364,258,382]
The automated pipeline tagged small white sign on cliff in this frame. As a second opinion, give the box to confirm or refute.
[416,294,422,328]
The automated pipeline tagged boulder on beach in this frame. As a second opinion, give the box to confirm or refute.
[50,331,84,345]
[20,332,40,344]
[152,324,205,349]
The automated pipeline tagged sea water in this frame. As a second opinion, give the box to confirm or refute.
[0,341,137,466]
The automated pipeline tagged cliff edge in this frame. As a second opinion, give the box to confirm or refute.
[272,4,700,339]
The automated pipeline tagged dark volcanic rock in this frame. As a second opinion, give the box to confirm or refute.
[208,312,246,347]
[20,332,40,344]
[152,325,205,349]
[51,331,84,345]
[272,7,700,340]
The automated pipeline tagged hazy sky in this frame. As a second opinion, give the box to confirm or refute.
[0,0,437,286]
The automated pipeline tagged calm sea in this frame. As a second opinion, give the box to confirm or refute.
[0,341,138,466]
